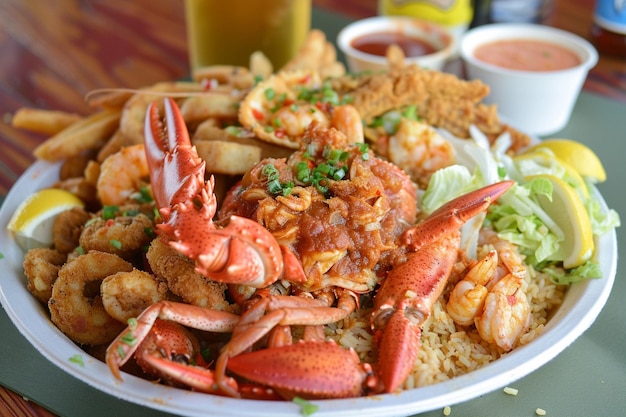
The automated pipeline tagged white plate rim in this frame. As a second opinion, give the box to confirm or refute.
[0,159,617,417]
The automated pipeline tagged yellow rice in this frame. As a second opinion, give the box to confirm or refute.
[326,252,567,390]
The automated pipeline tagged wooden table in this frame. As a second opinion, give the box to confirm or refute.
[0,1,624,416]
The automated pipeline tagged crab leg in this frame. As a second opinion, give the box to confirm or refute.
[106,301,239,380]
[371,180,514,393]
[143,98,303,287]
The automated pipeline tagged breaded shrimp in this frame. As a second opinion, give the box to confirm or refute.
[101,269,168,323]
[53,206,92,254]
[146,238,238,313]
[23,248,67,304]
[79,209,154,260]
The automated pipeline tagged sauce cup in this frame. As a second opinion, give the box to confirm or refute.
[460,23,598,136]
[337,16,454,72]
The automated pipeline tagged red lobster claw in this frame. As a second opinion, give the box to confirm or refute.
[143,98,288,287]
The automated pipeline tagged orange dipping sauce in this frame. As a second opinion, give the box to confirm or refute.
[474,39,581,71]
[351,31,437,57]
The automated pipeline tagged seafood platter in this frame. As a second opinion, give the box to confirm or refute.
[0,30,619,416]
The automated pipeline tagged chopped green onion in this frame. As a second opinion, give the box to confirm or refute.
[264,87,276,100]
[127,317,138,330]
[293,396,319,416]
[121,331,137,347]
[69,354,84,367]
[110,239,122,250]
[102,205,119,220]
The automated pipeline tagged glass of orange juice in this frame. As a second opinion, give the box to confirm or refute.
[185,0,311,73]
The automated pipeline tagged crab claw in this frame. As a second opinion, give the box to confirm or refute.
[142,98,295,287]
[227,340,377,400]
[402,180,514,252]
[372,181,514,393]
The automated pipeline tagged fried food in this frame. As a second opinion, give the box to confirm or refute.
[11,108,82,136]
[119,82,203,146]
[280,29,345,79]
[23,248,67,304]
[332,65,532,151]
[79,210,154,261]
[53,206,92,254]
[33,109,121,161]
[101,269,168,323]
[180,93,242,122]
[146,238,237,313]
[194,140,262,176]
[48,251,133,345]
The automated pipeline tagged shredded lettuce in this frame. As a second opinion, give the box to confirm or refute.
[422,126,620,285]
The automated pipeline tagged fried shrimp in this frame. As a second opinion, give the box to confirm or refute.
[101,269,168,323]
[23,248,67,304]
[53,206,92,254]
[96,144,150,206]
[79,209,154,260]
[146,238,238,313]
[48,251,133,345]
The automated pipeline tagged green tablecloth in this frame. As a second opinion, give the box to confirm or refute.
[1,8,624,417]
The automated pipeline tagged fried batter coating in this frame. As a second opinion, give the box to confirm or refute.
[23,248,67,304]
[49,251,133,345]
[101,269,168,323]
[146,238,238,313]
[79,211,154,260]
[53,206,92,254]
[331,65,531,152]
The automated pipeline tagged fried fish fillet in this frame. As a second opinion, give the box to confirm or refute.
[332,65,531,152]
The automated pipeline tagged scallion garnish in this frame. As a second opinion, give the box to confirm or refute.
[292,396,319,416]
[69,354,85,367]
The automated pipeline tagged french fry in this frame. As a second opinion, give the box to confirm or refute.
[86,89,135,110]
[194,140,262,175]
[33,109,121,161]
[180,94,241,122]
[12,108,82,136]
[119,81,204,145]
[192,118,293,159]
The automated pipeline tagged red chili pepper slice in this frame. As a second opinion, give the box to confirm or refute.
[252,108,265,121]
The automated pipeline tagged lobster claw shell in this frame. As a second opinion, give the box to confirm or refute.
[227,340,374,400]
[142,98,289,288]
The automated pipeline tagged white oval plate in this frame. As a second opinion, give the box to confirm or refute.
[0,160,617,417]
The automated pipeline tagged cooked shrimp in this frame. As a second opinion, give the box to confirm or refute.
[475,273,531,351]
[101,269,168,323]
[146,238,238,313]
[79,208,154,260]
[23,248,66,304]
[53,206,92,254]
[48,251,133,345]
[448,230,532,350]
[479,228,528,280]
[387,118,456,186]
[273,103,330,138]
[96,144,150,206]
[446,250,498,326]
[330,104,364,144]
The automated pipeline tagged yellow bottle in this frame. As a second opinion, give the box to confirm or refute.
[378,0,473,51]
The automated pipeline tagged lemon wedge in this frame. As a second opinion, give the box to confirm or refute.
[7,188,84,252]
[523,139,606,183]
[513,151,590,199]
[527,174,594,269]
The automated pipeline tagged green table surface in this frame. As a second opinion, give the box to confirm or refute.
[1,8,625,417]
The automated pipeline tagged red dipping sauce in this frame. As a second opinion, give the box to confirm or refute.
[351,31,438,57]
